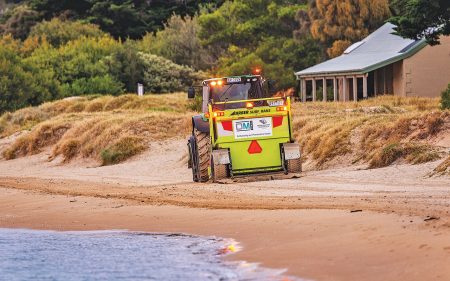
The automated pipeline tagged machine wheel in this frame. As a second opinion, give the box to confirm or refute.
[193,129,211,182]
[286,157,302,174]
[187,136,196,181]
[211,156,228,182]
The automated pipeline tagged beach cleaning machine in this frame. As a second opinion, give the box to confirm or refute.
[187,73,301,182]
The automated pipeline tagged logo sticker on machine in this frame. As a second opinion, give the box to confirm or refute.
[233,117,272,139]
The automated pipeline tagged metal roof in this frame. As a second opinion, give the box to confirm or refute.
[295,23,427,78]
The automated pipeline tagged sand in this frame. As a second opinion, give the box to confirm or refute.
[0,139,450,281]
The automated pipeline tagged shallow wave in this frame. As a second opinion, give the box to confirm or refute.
[0,229,304,281]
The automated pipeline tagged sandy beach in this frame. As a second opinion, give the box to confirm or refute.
[0,1,449,279]
[0,140,450,280]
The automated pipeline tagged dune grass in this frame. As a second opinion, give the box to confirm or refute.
[433,155,450,176]
[0,94,448,168]
[0,93,188,138]
[1,93,191,165]
[292,96,448,169]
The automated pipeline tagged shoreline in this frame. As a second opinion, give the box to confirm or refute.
[2,187,450,281]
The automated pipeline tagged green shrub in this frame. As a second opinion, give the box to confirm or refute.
[370,142,403,168]
[139,52,203,93]
[441,83,450,110]
[61,76,123,97]
[27,36,124,98]
[141,14,212,70]
[187,95,202,112]
[29,18,105,47]
[100,136,146,165]
[0,35,60,113]
[104,42,145,93]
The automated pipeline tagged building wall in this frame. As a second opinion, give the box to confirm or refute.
[403,36,450,98]
[393,60,404,96]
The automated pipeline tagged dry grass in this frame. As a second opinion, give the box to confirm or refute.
[0,93,188,138]
[3,118,72,160]
[291,96,448,169]
[49,112,191,163]
[100,136,147,165]
[369,142,441,168]
[433,156,450,176]
[1,93,191,164]
[4,112,191,164]
[1,94,448,168]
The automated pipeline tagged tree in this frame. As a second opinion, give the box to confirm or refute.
[86,0,151,40]
[141,14,213,70]
[199,0,306,59]
[28,36,124,96]
[29,18,105,47]
[389,0,450,45]
[104,41,146,93]
[0,4,39,40]
[139,52,203,93]
[28,0,91,19]
[141,0,225,33]
[217,36,322,89]
[2,0,226,40]
[198,0,319,89]
[0,35,60,112]
[307,0,390,57]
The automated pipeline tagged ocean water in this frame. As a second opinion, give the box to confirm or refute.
[0,229,301,281]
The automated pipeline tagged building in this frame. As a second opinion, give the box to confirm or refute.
[295,23,450,102]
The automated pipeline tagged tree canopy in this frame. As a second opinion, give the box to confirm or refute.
[23,0,224,39]
[0,0,405,112]
[307,0,390,57]
[197,0,322,88]
[389,0,450,45]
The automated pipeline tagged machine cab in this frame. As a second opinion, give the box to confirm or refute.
[189,75,267,112]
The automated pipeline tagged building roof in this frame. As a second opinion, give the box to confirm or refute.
[295,23,428,78]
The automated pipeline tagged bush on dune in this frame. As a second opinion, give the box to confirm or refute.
[100,136,146,166]
[2,109,191,165]
[3,119,72,159]
[369,142,440,168]
[294,97,447,169]
[50,113,190,164]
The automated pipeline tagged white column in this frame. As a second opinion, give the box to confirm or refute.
[333,77,337,101]
[363,74,368,99]
[353,76,358,102]
[301,79,306,102]
[322,78,327,102]
[312,78,316,102]
[342,78,347,102]
[374,71,378,96]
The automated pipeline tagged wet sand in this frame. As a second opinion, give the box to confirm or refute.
[0,140,449,280]
[1,188,450,281]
